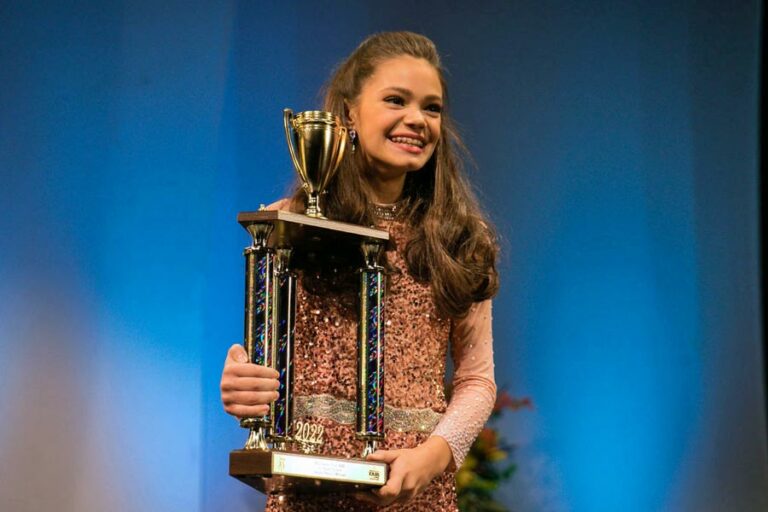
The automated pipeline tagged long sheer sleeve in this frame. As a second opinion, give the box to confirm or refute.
[430,299,497,469]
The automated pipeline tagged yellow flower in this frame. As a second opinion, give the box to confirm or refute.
[462,453,478,471]
[456,468,474,488]
[489,449,508,462]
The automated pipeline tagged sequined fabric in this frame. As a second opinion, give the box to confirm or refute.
[262,200,496,511]
[288,220,452,412]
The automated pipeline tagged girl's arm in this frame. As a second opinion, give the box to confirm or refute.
[430,299,497,469]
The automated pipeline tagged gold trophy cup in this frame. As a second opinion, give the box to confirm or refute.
[283,109,347,218]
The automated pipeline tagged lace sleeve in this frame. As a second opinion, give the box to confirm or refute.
[430,299,497,469]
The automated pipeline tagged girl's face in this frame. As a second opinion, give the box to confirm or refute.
[348,55,443,181]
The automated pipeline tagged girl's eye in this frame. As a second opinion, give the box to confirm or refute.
[426,104,443,114]
[384,96,405,106]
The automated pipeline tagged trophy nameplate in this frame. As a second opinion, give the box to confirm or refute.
[230,449,387,494]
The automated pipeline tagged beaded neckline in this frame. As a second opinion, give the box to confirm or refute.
[371,200,407,221]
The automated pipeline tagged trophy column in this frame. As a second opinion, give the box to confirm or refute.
[356,240,386,457]
[242,223,275,450]
[269,248,296,451]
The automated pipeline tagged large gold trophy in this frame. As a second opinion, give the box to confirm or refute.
[229,109,389,494]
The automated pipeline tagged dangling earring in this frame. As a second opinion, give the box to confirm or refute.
[349,129,357,153]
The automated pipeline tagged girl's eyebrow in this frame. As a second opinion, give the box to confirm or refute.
[380,86,443,103]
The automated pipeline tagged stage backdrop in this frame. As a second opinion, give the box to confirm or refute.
[0,1,765,511]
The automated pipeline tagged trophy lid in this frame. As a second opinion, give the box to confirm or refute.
[293,110,342,126]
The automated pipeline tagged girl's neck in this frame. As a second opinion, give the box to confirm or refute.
[368,173,406,204]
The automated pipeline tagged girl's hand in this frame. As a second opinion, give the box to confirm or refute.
[220,344,280,418]
[355,436,453,506]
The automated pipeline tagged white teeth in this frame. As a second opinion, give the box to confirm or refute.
[390,136,424,148]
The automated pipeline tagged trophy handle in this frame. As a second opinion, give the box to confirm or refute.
[334,126,348,172]
[283,108,304,182]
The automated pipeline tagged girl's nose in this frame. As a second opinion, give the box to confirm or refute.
[403,107,427,128]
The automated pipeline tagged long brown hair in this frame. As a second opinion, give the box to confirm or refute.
[292,31,499,318]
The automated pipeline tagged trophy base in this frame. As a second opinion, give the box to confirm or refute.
[229,449,388,494]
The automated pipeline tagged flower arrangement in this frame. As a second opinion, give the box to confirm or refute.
[456,392,532,512]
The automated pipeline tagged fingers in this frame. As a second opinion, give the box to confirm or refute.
[223,345,279,379]
[221,387,279,415]
[353,492,376,504]
[355,447,435,506]
[395,475,419,504]
[224,403,270,418]
[365,449,401,463]
[220,376,279,393]
[224,390,279,405]
[224,365,280,381]
[356,480,403,507]
[226,343,248,364]
[220,370,279,400]
[221,344,280,419]
[221,373,279,404]
[362,451,404,507]
[371,473,403,507]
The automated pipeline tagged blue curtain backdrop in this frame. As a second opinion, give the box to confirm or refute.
[0,1,765,511]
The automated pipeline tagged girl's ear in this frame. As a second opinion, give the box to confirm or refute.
[344,100,357,127]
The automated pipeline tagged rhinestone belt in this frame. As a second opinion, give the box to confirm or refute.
[293,394,443,433]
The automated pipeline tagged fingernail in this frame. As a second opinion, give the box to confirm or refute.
[235,351,247,363]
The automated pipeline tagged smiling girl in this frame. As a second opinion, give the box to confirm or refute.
[221,32,499,511]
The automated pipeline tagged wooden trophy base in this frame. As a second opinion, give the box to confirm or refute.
[229,449,388,495]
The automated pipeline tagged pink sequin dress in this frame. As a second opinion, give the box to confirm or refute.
[264,201,496,511]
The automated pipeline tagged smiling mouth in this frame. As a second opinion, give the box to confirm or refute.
[389,136,425,148]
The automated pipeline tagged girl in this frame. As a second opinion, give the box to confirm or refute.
[221,31,499,511]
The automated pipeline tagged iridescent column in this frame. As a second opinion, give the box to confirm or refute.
[269,248,296,451]
[242,223,275,450]
[356,240,386,457]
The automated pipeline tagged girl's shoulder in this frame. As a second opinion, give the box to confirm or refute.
[263,197,298,212]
